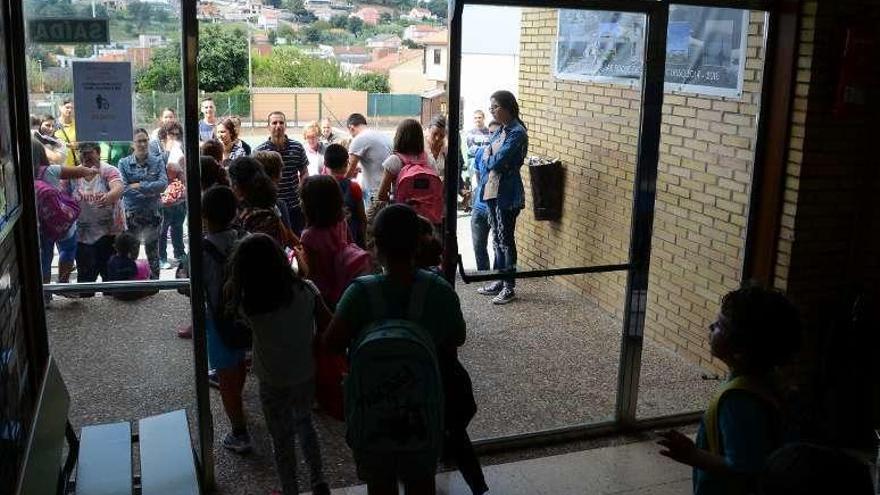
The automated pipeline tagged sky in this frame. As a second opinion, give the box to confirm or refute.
[461,5,522,56]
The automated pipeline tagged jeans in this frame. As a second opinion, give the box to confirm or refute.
[486,200,520,290]
[259,379,326,494]
[75,235,116,295]
[470,208,492,272]
[159,202,187,261]
[125,209,161,279]
[40,230,78,280]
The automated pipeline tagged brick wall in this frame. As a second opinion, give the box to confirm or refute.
[518,9,768,373]
[776,0,880,327]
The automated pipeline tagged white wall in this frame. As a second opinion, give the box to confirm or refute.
[424,45,447,83]
[460,5,521,123]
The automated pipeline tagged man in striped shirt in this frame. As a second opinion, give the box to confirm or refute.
[254,111,310,234]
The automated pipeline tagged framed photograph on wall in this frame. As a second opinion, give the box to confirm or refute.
[554,6,750,98]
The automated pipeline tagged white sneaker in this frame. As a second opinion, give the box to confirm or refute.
[492,288,516,305]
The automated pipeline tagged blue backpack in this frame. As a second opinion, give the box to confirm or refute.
[344,274,444,461]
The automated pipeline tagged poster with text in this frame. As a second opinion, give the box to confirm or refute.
[73,61,134,142]
[555,6,750,97]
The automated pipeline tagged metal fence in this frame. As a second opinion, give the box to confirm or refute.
[29,90,420,129]
[367,93,421,118]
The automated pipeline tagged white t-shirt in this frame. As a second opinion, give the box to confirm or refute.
[349,129,392,192]
[246,280,320,387]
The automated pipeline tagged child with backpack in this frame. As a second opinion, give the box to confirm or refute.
[324,143,367,248]
[225,233,331,495]
[32,139,98,297]
[200,185,252,454]
[376,119,444,230]
[299,174,371,418]
[324,204,467,495]
[657,285,802,495]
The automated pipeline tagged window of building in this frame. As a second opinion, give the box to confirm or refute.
[433,48,441,65]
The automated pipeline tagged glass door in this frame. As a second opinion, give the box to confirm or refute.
[445,0,667,443]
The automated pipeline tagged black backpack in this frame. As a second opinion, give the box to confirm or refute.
[204,238,252,349]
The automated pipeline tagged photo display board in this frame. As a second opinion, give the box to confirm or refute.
[555,6,750,97]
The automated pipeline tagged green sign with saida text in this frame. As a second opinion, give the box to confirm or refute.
[29,18,110,44]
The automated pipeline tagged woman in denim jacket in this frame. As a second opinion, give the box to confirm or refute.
[475,90,528,305]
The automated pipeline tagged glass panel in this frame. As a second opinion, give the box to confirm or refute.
[460,6,643,278]
[637,7,769,419]
[457,5,649,438]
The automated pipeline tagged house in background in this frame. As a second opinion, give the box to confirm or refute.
[367,34,402,51]
[421,31,448,91]
[361,49,428,94]
[333,45,372,73]
[460,6,521,118]
[258,7,280,29]
[403,24,443,43]
[402,7,437,22]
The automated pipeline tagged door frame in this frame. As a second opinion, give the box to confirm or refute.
[443,0,779,451]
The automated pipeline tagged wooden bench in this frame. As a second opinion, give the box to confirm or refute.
[16,356,201,495]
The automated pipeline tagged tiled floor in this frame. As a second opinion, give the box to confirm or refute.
[326,439,692,494]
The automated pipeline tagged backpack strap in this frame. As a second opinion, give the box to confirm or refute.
[362,272,430,322]
[704,375,779,456]
[363,279,386,321]
[407,273,430,321]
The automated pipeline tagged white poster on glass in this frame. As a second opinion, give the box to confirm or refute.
[72,61,134,142]
[554,6,750,97]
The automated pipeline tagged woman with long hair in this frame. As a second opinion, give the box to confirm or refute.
[216,117,246,166]
[475,89,528,305]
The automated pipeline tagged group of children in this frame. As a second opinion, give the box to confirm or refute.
[190,112,490,495]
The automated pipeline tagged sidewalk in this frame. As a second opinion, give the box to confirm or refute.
[323,439,691,494]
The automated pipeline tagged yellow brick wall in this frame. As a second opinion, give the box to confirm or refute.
[774,0,817,291]
[518,9,768,373]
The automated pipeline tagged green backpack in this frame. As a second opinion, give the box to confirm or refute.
[344,274,444,461]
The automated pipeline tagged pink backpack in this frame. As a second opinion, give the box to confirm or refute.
[394,153,444,225]
[332,243,372,304]
[35,166,80,241]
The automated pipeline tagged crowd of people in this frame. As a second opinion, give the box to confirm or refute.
[31,91,874,495]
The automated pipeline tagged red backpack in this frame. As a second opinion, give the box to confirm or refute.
[35,166,80,241]
[394,153,444,225]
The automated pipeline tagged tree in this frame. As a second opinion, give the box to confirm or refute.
[197,24,248,92]
[350,73,389,93]
[346,16,364,36]
[426,0,448,19]
[380,12,394,24]
[253,46,350,88]
[74,44,92,58]
[268,30,278,45]
[135,24,248,93]
[135,43,182,92]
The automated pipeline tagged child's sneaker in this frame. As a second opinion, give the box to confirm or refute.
[477,281,503,295]
[207,369,219,388]
[221,431,252,454]
[492,288,516,305]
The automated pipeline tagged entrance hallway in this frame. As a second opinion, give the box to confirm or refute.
[327,439,691,494]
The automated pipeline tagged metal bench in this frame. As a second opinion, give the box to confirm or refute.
[15,356,201,495]
[75,410,200,495]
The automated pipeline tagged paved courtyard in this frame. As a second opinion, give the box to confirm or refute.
[44,213,716,493]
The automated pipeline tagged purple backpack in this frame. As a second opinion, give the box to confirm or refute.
[35,166,80,241]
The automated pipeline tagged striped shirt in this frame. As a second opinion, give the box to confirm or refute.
[254,136,309,208]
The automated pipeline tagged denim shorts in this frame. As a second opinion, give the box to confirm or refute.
[206,316,247,370]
